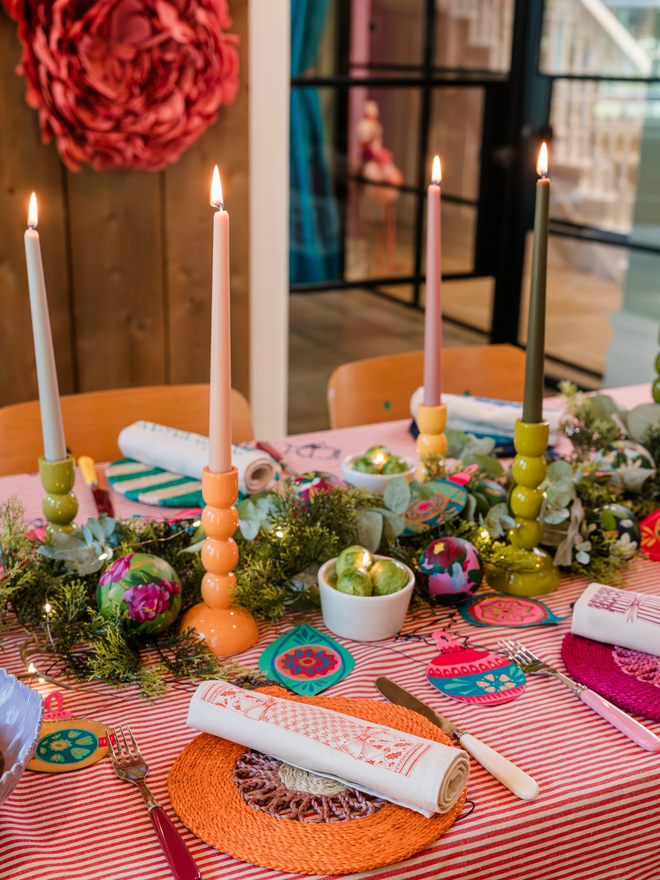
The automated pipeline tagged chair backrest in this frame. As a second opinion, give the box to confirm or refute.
[0,385,253,477]
[327,344,527,429]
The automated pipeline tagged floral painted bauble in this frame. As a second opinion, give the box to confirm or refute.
[97,553,182,635]
[594,440,655,474]
[597,504,641,544]
[293,472,342,504]
[417,537,483,604]
[426,632,526,705]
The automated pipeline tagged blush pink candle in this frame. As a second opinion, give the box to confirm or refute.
[209,166,232,474]
[423,156,442,408]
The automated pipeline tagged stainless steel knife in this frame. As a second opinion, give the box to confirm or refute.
[375,676,539,801]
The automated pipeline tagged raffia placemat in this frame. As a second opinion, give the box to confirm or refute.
[167,686,468,875]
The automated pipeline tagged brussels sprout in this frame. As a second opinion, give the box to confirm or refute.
[336,568,373,596]
[352,457,379,473]
[365,446,392,472]
[365,445,391,457]
[370,559,408,595]
[336,545,374,577]
[381,456,408,475]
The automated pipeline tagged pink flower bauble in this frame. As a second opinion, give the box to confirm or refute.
[5,0,240,170]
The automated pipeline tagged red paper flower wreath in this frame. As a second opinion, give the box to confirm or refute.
[5,0,240,170]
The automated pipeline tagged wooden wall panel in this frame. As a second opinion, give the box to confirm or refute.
[66,167,167,391]
[0,8,74,404]
[165,0,250,398]
[0,1,249,410]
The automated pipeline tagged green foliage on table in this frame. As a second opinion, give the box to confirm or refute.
[0,499,250,698]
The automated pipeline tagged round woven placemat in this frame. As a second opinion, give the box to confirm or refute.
[168,686,468,875]
[562,633,660,723]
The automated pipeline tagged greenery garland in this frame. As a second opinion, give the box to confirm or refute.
[3,380,660,695]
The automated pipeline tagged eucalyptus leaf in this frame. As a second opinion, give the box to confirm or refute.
[465,434,496,457]
[464,453,504,476]
[545,479,576,506]
[355,509,384,553]
[238,499,261,541]
[410,479,434,501]
[589,394,620,420]
[378,507,407,538]
[444,428,468,458]
[627,403,660,445]
[546,459,573,481]
[87,518,106,544]
[384,476,411,515]
[484,502,514,538]
[179,539,206,554]
[461,492,477,522]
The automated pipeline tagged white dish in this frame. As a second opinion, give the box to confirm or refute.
[318,555,415,641]
[0,669,44,808]
[341,454,416,494]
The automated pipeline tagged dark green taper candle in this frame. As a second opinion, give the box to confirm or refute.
[523,143,550,424]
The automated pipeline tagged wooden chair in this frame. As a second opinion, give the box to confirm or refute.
[0,385,253,477]
[327,344,527,429]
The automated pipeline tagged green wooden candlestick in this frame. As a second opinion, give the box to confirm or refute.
[39,454,78,535]
[653,348,660,403]
[485,419,560,596]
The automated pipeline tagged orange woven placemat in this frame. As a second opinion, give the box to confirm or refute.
[167,686,468,875]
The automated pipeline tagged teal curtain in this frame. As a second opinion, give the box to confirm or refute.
[290,0,341,283]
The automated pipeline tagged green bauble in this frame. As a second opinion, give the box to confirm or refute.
[653,376,660,405]
[97,552,182,635]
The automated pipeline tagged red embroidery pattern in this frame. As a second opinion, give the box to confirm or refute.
[202,684,431,776]
[588,586,660,627]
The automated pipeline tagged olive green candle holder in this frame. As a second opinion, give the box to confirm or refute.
[485,419,560,596]
[39,454,78,535]
[415,403,447,481]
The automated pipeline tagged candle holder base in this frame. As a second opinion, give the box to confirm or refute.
[415,403,447,481]
[39,454,78,535]
[180,467,259,657]
[486,419,560,596]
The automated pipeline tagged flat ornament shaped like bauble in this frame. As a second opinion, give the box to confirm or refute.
[417,536,483,604]
[97,552,182,635]
[594,440,656,474]
[401,479,467,536]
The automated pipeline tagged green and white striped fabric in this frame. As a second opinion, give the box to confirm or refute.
[106,459,205,508]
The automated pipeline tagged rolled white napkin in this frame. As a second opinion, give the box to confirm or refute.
[410,388,562,439]
[187,681,469,817]
[117,421,278,495]
[572,583,660,657]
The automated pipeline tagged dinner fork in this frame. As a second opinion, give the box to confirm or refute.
[498,639,660,753]
[107,727,201,880]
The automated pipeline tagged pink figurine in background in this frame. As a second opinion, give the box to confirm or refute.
[356,100,404,272]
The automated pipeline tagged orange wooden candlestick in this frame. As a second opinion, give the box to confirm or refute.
[180,466,259,656]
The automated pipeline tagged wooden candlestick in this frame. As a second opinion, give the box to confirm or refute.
[415,403,447,481]
[180,466,259,656]
[485,420,560,596]
[39,454,78,535]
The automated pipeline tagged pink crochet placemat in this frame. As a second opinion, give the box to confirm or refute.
[561,633,660,722]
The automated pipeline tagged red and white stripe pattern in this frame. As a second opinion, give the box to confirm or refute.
[1,410,659,880]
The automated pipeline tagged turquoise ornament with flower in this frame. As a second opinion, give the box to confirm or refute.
[97,552,182,635]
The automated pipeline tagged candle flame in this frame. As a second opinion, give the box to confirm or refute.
[537,142,548,177]
[28,663,36,674]
[44,603,51,613]
[431,155,442,185]
[210,166,224,209]
[28,192,38,228]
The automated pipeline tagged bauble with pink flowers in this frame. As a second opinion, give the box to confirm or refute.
[97,552,182,634]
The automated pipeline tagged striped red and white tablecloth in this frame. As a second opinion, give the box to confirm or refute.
[1,412,659,880]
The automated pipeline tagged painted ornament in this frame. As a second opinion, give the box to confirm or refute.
[401,480,467,536]
[28,692,111,773]
[293,472,342,504]
[457,593,567,628]
[97,552,182,635]
[596,504,641,545]
[426,632,526,705]
[417,537,483,603]
[258,624,355,696]
[472,479,508,516]
[594,440,656,475]
[640,508,660,561]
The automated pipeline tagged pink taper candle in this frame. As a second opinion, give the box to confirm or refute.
[209,166,232,474]
[423,156,442,407]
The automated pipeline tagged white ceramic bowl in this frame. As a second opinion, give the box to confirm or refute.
[318,555,415,641]
[341,454,416,495]
[0,669,44,808]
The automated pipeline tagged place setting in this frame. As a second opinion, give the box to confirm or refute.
[2,5,660,879]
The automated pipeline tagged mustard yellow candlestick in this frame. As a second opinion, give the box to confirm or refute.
[485,419,560,596]
[180,466,259,656]
[415,403,447,481]
[39,454,78,535]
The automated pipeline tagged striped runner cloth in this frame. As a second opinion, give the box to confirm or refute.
[1,405,659,880]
